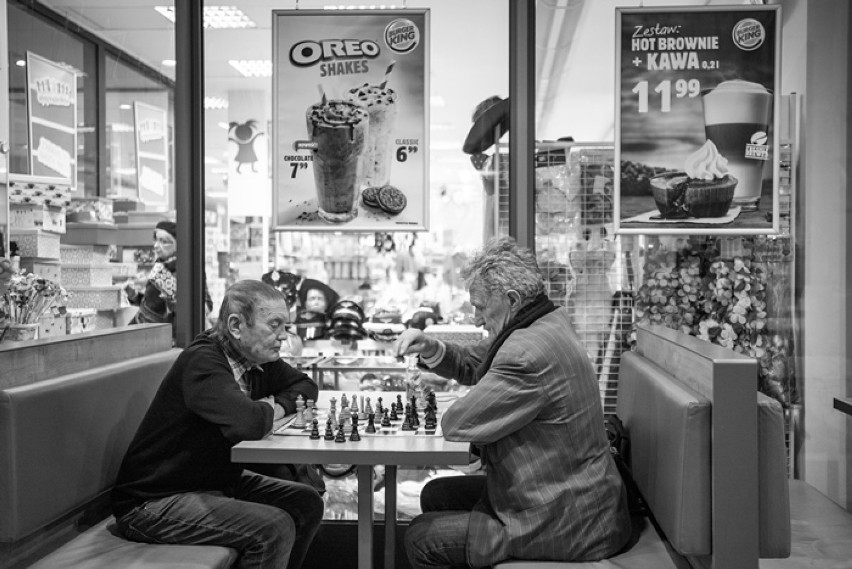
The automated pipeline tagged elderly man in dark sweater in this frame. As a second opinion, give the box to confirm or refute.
[112,280,324,569]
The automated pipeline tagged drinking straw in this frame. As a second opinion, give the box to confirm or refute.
[380,60,396,89]
[318,83,326,105]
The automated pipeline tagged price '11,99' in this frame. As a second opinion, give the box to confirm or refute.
[631,79,701,113]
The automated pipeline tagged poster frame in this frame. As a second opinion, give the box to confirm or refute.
[614,5,782,236]
[271,8,430,233]
[25,51,78,192]
[133,101,170,209]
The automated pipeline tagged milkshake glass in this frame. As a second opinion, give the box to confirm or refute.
[306,100,369,223]
[346,83,398,188]
[702,80,772,210]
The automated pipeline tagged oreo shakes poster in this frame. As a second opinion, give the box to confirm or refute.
[614,6,781,235]
[272,10,429,232]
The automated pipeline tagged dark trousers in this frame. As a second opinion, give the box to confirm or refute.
[116,471,324,569]
[405,475,487,569]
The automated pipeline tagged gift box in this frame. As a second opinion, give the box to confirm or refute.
[11,229,61,260]
[19,259,62,284]
[62,264,114,287]
[60,244,112,265]
[7,177,72,207]
[68,197,114,223]
[39,312,67,338]
[64,286,124,310]
[11,203,67,233]
[66,308,97,335]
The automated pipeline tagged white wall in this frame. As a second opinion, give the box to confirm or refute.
[783,0,851,508]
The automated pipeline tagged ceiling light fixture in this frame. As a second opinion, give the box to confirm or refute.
[161,59,176,67]
[204,97,229,110]
[154,5,256,29]
[15,60,25,67]
[228,60,272,78]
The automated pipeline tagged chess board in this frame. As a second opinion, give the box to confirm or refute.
[274,393,442,438]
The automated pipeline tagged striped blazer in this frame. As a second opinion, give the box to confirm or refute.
[434,306,631,566]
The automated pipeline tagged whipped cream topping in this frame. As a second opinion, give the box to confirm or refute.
[346,83,397,107]
[685,140,730,180]
[308,100,368,127]
[710,79,770,95]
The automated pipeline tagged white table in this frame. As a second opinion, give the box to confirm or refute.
[231,391,470,569]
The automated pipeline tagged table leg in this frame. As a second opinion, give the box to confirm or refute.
[357,465,374,569]
[384,465,397,569]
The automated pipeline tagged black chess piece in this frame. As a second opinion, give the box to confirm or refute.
[381,409,391,427]
[427,391,437,412]
[324,418,335,440]
[350,415,361,441]
[425,408,437,430]
[366,413,377,433]
[335,426,347,443]
[401,404,414,431]
[396,394,403,411]
[376,397,384,415]
[409,399,420,427]
[309,418,320,439]
[390,402,399,421]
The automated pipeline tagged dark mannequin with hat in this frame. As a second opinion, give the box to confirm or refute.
[126,220,213,330]
[464,96,510,240]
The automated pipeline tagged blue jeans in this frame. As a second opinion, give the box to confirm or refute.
[116,471,324,569]
[405,475,487,569]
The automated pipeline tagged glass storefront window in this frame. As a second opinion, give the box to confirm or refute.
[7,2,97,195]
[105,54,175,207]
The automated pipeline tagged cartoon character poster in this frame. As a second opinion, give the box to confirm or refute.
[272,9,430,232]
[227,90,270,217]
[614,6,781,235]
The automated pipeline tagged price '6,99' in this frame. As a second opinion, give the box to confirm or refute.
[631,78,701,113]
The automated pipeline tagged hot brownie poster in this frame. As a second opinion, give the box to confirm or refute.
[272,9,430,232]
[614,6,781,235]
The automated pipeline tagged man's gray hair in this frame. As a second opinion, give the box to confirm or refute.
[213,279,287,337]
[461,237,545,305]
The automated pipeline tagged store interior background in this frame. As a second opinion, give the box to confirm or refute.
[1,0,850,514]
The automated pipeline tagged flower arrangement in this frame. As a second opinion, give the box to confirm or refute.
[0,269,67,338]
[632,238,782,403]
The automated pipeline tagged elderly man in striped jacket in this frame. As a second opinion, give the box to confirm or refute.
[395,237,631,569]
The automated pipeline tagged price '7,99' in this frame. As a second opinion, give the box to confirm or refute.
[631,79,701,113]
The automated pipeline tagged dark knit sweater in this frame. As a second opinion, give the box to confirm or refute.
[111,334,318,518]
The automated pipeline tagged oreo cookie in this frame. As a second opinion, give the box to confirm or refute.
[377,185,407,215]
[362,186,380,208]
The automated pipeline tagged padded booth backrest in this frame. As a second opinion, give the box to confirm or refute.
[0,349,181,541]
[617,352,712,555]
[617,351,791,558]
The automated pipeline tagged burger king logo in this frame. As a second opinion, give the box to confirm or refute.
[385,19,420,54]
[732,18,766,51]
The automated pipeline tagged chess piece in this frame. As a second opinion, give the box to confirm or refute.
[351,394,359,414]
[335,425,347,443]
[330,396,338,416]
[376,397,384,415]
[324,418,335,440]
[340,406,353,434]
[341,393,349,410]
[309,418,321,439]
[425,408,437,430]
[401,412,414,431]
[294,406,306,429]
[364,397,373,416]
[396,394,403,411]
[390,402,399,421]
[366,413,377,433]
[381,409,391,427]
[427,392,438,413]
[350,415,361,441]
[410,397,420,426]
[306,399,316,420]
